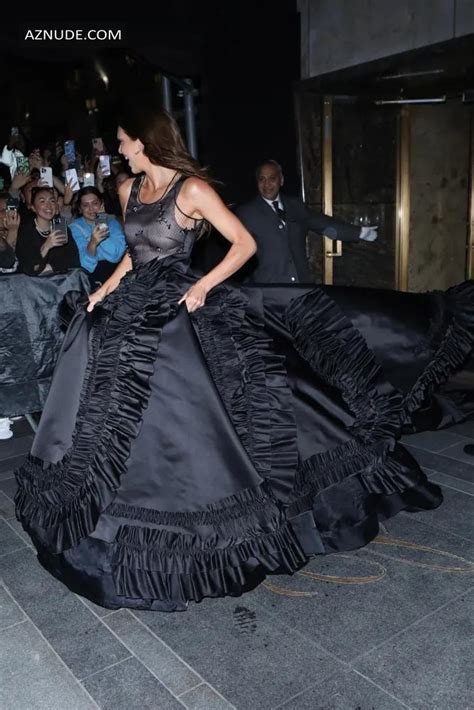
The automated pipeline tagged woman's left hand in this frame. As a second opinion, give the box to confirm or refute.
[178,281,209,312]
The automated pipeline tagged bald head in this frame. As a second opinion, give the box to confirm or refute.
[256,160,284,201]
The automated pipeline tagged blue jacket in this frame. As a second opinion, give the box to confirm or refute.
[69,216,126,273]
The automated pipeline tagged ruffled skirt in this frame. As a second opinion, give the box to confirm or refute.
[15,257,474,610]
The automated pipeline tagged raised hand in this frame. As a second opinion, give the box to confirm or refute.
[4,209,20,235]
[11,171,32,190]
[63,180,74,205]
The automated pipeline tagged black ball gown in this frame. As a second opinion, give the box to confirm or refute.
[15,176,474,611]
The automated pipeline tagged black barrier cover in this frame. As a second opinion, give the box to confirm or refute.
[0,270,90,416]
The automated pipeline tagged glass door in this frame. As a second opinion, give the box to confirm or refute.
[324,95,399,289]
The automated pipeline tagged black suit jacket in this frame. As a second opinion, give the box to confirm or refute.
[234,194,361,283]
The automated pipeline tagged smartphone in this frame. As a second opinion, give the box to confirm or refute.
[16,156,30,175]
[95,212,109,235]
[52,215,69,240]
[40,166,53,187]
[99,155,111,177]
[95,212,108,225]
[6,196,19,211]
[64,140,76,166]
[65,168,80,192]
[92,137,104,153]
[83,172,95,187]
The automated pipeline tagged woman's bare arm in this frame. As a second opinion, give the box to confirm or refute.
[86,179,134,312]
[178,178,256,311]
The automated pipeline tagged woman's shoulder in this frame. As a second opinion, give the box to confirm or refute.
[178,176,214,204]
[69,217,88,231]
[180,174,209,190]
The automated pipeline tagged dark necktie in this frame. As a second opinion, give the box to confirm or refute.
[272,200,285,221]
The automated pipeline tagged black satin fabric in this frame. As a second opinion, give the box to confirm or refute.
[262,284,440,397]
[14,253,474,611]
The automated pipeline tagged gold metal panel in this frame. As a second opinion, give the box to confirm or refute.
[467,110,474,280]
[322,96,342,283]
[396,106,410,291]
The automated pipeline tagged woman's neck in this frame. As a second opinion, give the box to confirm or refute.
[35,216,50,230]
[142,166,179,193]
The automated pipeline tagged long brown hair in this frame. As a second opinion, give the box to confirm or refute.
[118,104,210,182]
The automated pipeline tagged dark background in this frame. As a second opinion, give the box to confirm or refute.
[0,4,300,203]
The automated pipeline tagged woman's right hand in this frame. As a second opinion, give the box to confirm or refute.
[40,230,68,259]
[4,209,20,237]
[91,224,110,244]
[87,287,107,312]
[45,229,68,250]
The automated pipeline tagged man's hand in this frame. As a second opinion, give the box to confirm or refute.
[359,226,378,242]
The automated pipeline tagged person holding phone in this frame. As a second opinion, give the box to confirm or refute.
[0,191,20,272]
[15,186,80,275]
[69,186,126,284]
[0,131,27,179]
[64,140,76,167]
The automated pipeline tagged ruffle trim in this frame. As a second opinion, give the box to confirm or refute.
[106,480,306,605]
[107,480,280,528]
[288,438,430,518]
[284,287,442,523]
[402,280,474,418]
[112,503,305,602]
[192,286,298,499]
[191,286,271,475]
[285,288,403,443]
[15,258,181,552]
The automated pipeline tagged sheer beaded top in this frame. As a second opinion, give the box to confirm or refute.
[124,175,202,267]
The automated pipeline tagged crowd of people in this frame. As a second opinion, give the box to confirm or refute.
[0,129,380,286]
[0,131,129,283]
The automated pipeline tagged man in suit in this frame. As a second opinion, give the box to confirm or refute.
[234,159,377,283]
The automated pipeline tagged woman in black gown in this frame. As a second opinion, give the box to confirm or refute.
[15,107,474,611]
